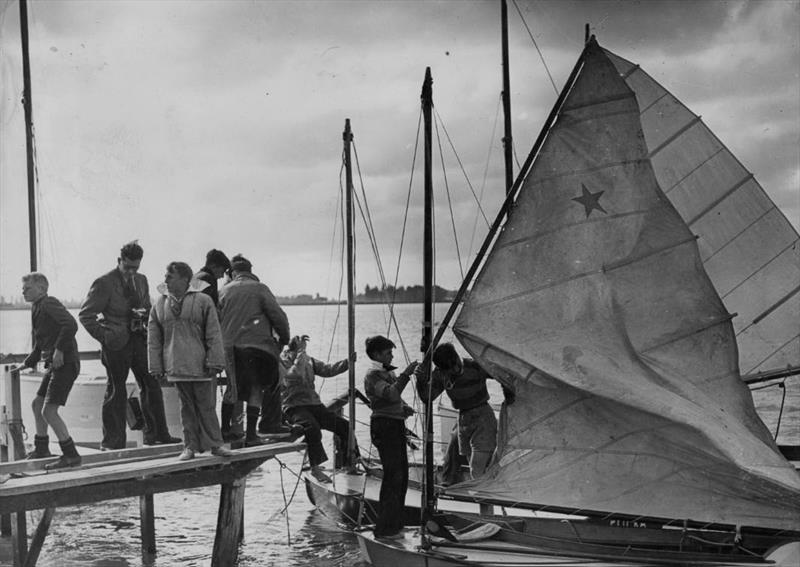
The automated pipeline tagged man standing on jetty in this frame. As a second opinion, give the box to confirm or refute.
[19,272,83,469]
[79,240,180,450]
[218,254,291,446]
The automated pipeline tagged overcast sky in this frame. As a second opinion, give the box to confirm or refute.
[1,0,798,302]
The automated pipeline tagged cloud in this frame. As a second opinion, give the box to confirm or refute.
[0,0,797,302]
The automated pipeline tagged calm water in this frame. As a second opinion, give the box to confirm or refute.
[0,302,459,567]
[1,302,797,567]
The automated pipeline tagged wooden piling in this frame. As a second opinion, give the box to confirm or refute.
[140,493,156,558]
[212,477,247,566]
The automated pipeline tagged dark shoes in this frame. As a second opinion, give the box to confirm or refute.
[310,466,332,483]
[44,455,82,470]
[257,423,300,436]
[210,446,235,457]
[26,448,53,460]
[143,435,182,446]
[244,435,268,447]
[221,430,244,443]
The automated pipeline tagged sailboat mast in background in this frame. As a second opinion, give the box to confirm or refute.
[19,0,37,271]
[342,118,358,470]
[501,0,513,194]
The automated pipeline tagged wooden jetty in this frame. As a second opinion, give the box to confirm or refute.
[0,364,306,567]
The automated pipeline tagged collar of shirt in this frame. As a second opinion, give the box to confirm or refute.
[369,359,397,373]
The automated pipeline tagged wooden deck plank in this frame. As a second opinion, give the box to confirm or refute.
[0,443,304,497]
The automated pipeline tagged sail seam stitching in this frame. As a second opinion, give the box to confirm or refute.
[526,159,641,185]
[685,173,754,227]
[741,333,800,376]
[647,116,701,160]
[701,206,772,265]
[751,283,800,327]
[561,91,636,113]
[497,209,645,251]
[603,235,698,273]
[661,147,725,196]
[620,63,641,81]
[637,91,669,115]
[639,314,735,354]
[719,234,798,299]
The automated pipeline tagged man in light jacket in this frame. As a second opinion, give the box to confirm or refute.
[148,261,233,460]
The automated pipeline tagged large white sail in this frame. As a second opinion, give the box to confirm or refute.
[451,39,800,531]
[604,50,800,379]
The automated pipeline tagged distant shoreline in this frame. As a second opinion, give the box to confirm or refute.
[0,299,451,310]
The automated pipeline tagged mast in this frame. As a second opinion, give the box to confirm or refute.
[342,119,357,471]
[19,0,37,271]
[501,0,514,194]
[420,67,436,532]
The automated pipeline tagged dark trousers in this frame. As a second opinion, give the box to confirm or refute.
[370,416,408,536]
[286,404,350,467]
[258,380,283,431]
[101,333,169,449]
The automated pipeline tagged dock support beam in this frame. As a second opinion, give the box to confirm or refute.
[140,493,156,559]
[25,507,54,567]
[212,478,246,566]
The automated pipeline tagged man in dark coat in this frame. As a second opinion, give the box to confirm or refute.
[79,240,180,449]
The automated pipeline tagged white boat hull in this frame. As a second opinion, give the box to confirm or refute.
[16,365,182,448]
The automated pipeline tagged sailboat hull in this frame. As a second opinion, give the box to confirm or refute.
[17,366,182,448]
[355,528,796,567]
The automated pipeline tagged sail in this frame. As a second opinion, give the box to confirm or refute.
[604,50,800,379]
[451,39,800,531]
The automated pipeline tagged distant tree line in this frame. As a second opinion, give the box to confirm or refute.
[0,285,457,309]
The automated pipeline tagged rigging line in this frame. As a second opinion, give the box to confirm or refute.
[433,110,464,281]
[389,109,422,334]
[432,107,490,230]
[467,94,501,263]
[351,141,411,362]
[512,0,558,95]
[322,160,345,362]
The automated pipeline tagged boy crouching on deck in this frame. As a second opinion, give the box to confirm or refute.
[20,272,82,470]
[363,335,418,539]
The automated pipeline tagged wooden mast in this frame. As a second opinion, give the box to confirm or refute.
[342,119,358,470]
[19,0,37,271]
[420,67,436,533]
[501,0,514,194]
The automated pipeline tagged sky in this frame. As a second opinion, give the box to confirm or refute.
[1,0,798,303]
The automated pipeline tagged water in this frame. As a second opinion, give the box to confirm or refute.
[1,302,797,566]
[0,302,459,567]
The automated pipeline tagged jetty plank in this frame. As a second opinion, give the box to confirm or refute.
[0,443,304,514]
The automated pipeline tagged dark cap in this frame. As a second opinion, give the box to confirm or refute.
[205,249,231,270]
[365,335,396,358]
[230,254,252,273]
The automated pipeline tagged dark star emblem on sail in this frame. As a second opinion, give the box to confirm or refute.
[572,184,607,218]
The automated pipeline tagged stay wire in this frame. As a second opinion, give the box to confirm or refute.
[433,110,464,281]
[467,94,502,263]
[351,141,411,363]
[512,0,559,95]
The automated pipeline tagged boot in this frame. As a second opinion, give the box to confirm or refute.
[45,438,82,470]
[245,405,266,447]
[27,434,53,459]
[221,402,242,441]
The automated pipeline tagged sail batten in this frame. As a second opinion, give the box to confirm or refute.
[452,38,800,531]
